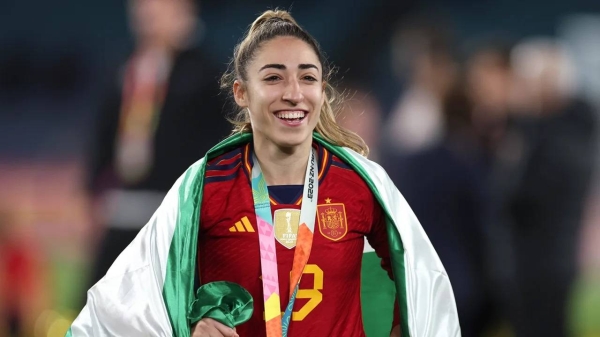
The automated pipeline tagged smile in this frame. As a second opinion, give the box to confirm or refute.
[274,110,307,121]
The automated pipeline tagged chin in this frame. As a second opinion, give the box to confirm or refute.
[272,132,312,149]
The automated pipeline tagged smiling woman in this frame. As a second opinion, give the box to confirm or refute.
[67,9,460,337]
[220,11,368,158]
[232,36,324,154]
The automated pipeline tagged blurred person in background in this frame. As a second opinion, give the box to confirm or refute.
[464,39,524,335]
[336,84,383,161]
[382,18,490,337]
[0,212,42,337]
[465,40,516,161]
[85,0,229,291]
[384,16,459,154]
[483,38,597,337]
[386,80,491,337]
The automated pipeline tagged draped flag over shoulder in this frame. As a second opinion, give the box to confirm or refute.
[67,133,461,337]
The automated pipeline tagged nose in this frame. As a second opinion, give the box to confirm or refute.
[282,78,304,105]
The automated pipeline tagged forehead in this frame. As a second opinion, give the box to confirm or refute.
[130,0,192,11]
[251,36,321,71]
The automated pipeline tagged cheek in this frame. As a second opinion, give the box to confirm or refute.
[246,89,273,125]
[247,86,274,111]
[310,95,323,125]
[308,87,325,108]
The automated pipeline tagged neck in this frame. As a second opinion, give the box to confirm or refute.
[253,136,313,186]
[137,39,176,55]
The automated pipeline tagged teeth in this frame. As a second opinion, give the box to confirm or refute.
[276,111,306,119]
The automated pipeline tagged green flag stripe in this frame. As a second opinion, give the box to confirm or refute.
[163,161,203,336]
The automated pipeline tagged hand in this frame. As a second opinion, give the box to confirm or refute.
[191,318,239,337]
[390,325,401,337]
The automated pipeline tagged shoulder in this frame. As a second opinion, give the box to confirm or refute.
[204,144,250,185]
[338,147,393,183]
[327,146,399,201]
[327,152,374,196]
[330,154,353,171]
[324,152,386,223]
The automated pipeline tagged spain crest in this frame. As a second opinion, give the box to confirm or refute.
[317,199,348,241]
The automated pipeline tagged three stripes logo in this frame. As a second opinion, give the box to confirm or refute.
[229,216,255,232]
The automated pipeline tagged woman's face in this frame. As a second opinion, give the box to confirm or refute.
[129,0,194,48]
[233,36,324,150]
[467,51,513,113]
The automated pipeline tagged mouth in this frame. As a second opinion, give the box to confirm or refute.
[274,110,308,126]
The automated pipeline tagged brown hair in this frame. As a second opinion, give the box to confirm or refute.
[220,9,369,156]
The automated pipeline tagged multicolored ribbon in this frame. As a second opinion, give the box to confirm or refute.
[251,148,318,337]
[115,51,169,184]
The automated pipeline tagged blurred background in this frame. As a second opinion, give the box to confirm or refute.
[1,0,599,336]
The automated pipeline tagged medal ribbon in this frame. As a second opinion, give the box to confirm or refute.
[251,148,318,337]
[116,53,168,183]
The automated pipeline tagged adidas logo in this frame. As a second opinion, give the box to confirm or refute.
[229,216,255,232]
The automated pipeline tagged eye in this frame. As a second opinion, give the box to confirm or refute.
[264,75,281,82]
[302,75,318,82]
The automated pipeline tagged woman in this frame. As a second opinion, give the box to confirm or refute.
[68,10,459,337]
[85,0,229,292]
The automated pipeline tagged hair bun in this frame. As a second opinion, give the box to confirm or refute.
[249,9,299,34]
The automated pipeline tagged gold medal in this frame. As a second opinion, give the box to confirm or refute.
[273,209,301,249]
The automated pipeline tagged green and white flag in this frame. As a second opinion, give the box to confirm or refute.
[67,133,460,337]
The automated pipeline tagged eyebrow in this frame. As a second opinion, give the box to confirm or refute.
[259,63,320,72]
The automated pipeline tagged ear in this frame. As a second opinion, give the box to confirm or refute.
[233,80,248,108]
[321,81,327,105]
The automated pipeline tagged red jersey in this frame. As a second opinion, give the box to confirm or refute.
[198,143,397,336]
